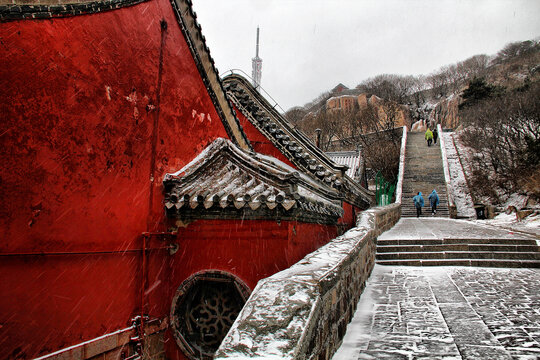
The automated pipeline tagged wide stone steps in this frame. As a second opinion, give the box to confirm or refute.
[402,132,448,218]
[401,191,449,217]
[378,238,538,246]
[377,251,540,260]
[376,238,540,267]
[400,209,450,218]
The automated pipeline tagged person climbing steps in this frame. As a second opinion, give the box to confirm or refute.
[425,128,433,146]
[428,189,440,215]
[413,192,424,218]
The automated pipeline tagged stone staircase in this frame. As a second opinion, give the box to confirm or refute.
[401,132,449,218]
[376,237,540,267]
[378,133,540,268]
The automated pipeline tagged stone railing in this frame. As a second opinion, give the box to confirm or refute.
[215,202,401,360]
[438,124,457,218]
[395,125,408,204]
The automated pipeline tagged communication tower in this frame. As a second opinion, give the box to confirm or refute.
[251,27,262,90]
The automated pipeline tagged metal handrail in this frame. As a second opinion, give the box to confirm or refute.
[375,171,395,206]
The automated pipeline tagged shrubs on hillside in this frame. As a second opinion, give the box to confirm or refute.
[459,79,540,202]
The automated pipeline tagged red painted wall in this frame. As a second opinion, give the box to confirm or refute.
[0,0,230,357]
[0,2,347,360]
[234,105,296,167]
[338,202,357,227]
[160,219,338,359]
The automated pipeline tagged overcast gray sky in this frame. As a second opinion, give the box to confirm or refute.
[192,0,540,111]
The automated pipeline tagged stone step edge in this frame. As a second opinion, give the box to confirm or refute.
[377,240,538,245]
[377,244,538,249]
[401,211,449,213]
[376,259,540,267]
[401,215,451,218]
[376,251,540,255]
[375,251,540,261]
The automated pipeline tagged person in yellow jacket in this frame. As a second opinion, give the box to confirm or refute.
[425,128,433,146]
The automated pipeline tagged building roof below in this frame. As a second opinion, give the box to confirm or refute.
[326,151,362,180]
[163,138,344,223]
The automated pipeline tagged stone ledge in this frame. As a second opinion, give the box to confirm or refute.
[215,203,401,360]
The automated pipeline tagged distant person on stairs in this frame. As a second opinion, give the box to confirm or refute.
[428,189,440,215]
[433,127,438,144]
[425,128,433,146]
[413,192,424,218]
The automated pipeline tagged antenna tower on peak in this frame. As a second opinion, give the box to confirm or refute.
[252,26,262,90]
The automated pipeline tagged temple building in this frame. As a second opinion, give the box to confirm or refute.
[0,0,373,359]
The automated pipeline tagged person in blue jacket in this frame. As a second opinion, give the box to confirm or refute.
[413,192,424,218]
[428,189,440,215]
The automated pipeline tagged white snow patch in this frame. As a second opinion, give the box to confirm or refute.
[442,132,476,218]
[475,212,540,241]
[502,193,529,209]
[395,126,407,204]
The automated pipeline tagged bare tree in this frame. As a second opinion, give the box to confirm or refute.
[459,80,540,200]
[456,54,489,80]
[426,70,451,98]
[350,103,402,183]
[302,91,333,112]
[493,40,539,64]
[409,75,429,107]
[356,74,416,104]
[284,106,308,127]
[296,109,345,151]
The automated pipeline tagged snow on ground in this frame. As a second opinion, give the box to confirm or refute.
[331,266,377,360]
[442,132,476,218]
[333,265,540,360]
[446,131,540,237]
[471,189,540,238]
[475,212,540,240]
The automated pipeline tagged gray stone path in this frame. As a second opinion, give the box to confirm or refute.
[333,265,540,360]
[378,218,539,242]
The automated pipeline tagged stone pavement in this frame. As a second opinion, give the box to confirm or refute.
[333,265,540,360]
[378,218,539,242]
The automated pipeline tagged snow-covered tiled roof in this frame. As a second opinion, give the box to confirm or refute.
[163,138,344,222]
[222,74,375,209]
[326,151,362,180]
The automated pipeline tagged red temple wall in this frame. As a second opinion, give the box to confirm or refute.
[233,104,296,167]
[0,0,230,357]
[339,201,358,228]
[168,219,337,290]
[160,219,338,358]
[0,1,350,359]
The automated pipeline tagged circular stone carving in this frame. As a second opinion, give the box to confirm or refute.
[170,271,250,359]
